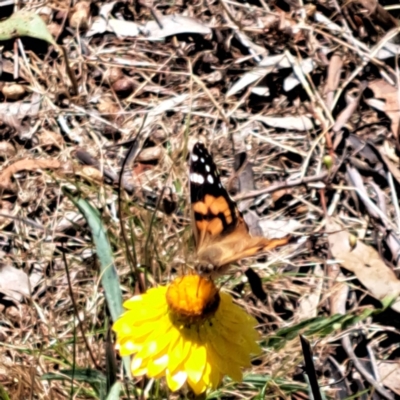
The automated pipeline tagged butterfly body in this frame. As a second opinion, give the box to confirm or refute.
[189,142,288,274]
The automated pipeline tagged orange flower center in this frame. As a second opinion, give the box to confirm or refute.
[166,275,220,322]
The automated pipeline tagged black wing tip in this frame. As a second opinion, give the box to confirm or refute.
[190,141,214,169]
[192,141,206,153]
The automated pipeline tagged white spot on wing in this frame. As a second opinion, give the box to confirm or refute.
[190,173,205,184]
[207,174,214,184]
[191,154,199,162]
[200,157,205,163]
[205,165,211,172]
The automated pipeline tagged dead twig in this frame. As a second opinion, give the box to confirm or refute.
[233,171,328,201]
[341,335,394,400]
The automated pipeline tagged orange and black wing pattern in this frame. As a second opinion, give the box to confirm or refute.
[189,142,289,271]
[189,142,242,247]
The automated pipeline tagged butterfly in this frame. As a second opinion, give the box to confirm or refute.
[189,142,289,274]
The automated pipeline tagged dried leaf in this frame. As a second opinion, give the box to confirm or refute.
[137,146,163,162]
[69,1,91,30]
[0,92,42,124]
[378,362,400,395]
[0,141,16,158]
[258,218,302,239]
[1,84,26,100]
[324,53,343,109]
[78,166,104,183]
[333,87,365,133]
[37,129,64,149]
[143,94,188,129]
[234,31,268,60]
[346,165,380,219]
[356,0,398,31]
[284,57,317,92]
[379,152,400,185]
[376,42,400,61]
[327,219,400,312]
[108,19,140,38]
[314,11,399,62]
[296,265,324,320]
[87,14,210,40]
[368,79,400,137]
[227,54,288,98]
[329,272,350,315]
[227,65,273,98]
[256,115,314,131]
[0,10,56,46]
[0,158,62,190]
[86,17,109,37]
[0,264,30,302]
[251,86,270,96]
[143,15,211,40]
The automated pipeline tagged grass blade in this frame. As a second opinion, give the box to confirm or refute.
[68,192,131,378]
[106,382,122,400]
[0,383,10,400]
[300,335,323,400]
[42,369,107,399]
[71,196,123,321]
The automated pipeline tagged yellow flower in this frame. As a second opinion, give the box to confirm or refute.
[113,274,261,395]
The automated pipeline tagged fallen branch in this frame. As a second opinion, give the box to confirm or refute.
[0,159,61,190]
[233,171,328,201]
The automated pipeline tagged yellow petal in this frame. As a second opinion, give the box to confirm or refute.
[187,374,208,395]
[131,356,143,371]
[227,365,242,382]
[204,342,225,375]
[112,313,137,336]
[131,356,148,376]
[203,359,221,389]
[117,338,141,356]
[210,323,258,365]
[115,316,160,342]
[216,312,247,332]
[123,287,167,310]
[134,314,170,341]
[128,321,160,342]
[247,340,262,356]
[145,286,168,300]
[136,328,172,360]
[130,303,168,321]
[217,293,256,326]
[129,316,170,358]
[147,354,169,378]
[113,307,168,344]
[122,295,143,309]
[184,343,206,384]
[207,326,250,367]
[122,289,167,319]
[168,329,191,373]
[207,342,242,382]
[166,369,187,392]
[189,357,220,394]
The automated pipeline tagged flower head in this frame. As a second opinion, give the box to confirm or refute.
[113,274,261,395]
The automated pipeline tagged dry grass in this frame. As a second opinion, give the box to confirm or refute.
[1,0,400,399]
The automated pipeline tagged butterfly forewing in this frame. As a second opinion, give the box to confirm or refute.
[189,143,243,246]
[189,142,289,271]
